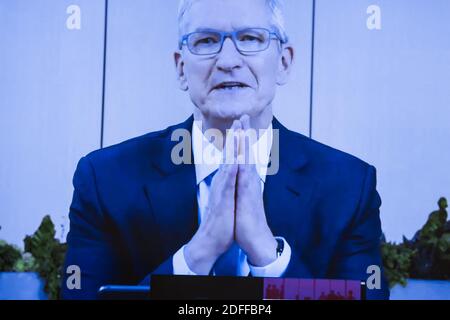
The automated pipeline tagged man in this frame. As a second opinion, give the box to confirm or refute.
[62,0,389,299]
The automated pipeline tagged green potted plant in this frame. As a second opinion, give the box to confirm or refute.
[382,197,450,299]
[0,216,67,300]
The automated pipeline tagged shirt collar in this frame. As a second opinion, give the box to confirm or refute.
[192,120,273,185]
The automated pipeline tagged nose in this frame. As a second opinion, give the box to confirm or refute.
[215,37,243,72]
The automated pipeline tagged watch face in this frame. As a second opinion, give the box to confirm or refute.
[276,239,284,256]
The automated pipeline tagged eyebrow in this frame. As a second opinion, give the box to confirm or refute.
[192,27,221,33]
[192,26,268,33]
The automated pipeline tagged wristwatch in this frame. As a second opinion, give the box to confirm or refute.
[276,238,284,257]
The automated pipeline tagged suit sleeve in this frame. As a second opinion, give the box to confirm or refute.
[329,165,390,300]
[62,156,179,298]
[62,156,126,299]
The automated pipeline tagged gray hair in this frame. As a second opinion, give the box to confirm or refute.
[177,0,288,42]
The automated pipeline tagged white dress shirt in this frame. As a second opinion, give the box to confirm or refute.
[172,120,291,277]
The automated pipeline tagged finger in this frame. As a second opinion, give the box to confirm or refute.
[223,119,241,165]
[240,114,251,131]
[237,131,249,193]
[238,114,258,166]
[238,117,252,166]
[237,115,259,188]
[217,120,241,192]
[223,163,239,189]
[237,130,246,166]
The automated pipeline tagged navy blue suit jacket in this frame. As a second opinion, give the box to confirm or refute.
[62,116,389,299]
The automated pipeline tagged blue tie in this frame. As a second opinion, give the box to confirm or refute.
[202,170,240,276]
[214,242,240,276]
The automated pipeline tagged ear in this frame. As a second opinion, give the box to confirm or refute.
[174,51,189,91]
[276,44,294,86]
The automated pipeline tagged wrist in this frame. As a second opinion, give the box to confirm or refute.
[184,231,221,275]
[245,235,278,267]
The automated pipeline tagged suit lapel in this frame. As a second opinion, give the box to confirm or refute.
[264,118,317,252]
[144,116,198,257]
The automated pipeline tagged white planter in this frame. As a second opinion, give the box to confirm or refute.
[0,272,48,300]
[390,279,450,300]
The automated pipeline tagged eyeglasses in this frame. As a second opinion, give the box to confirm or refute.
[179,28,287,56]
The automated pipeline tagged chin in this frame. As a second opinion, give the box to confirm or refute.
[210,101,257,120]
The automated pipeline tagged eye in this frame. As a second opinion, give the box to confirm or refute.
[239,34,261,42]
[238,30,267,44]
[198,38,215,44]
[194,36,219,46]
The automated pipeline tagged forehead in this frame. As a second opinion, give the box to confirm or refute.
[183,0,271,33]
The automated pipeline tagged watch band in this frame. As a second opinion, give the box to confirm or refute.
[276,238,284,257]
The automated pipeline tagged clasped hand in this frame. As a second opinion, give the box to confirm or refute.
[185,115,278,275]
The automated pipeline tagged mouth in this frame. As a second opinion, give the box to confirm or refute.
[212,81,250,92]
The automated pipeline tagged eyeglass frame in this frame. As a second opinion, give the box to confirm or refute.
[178,27,288,56]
